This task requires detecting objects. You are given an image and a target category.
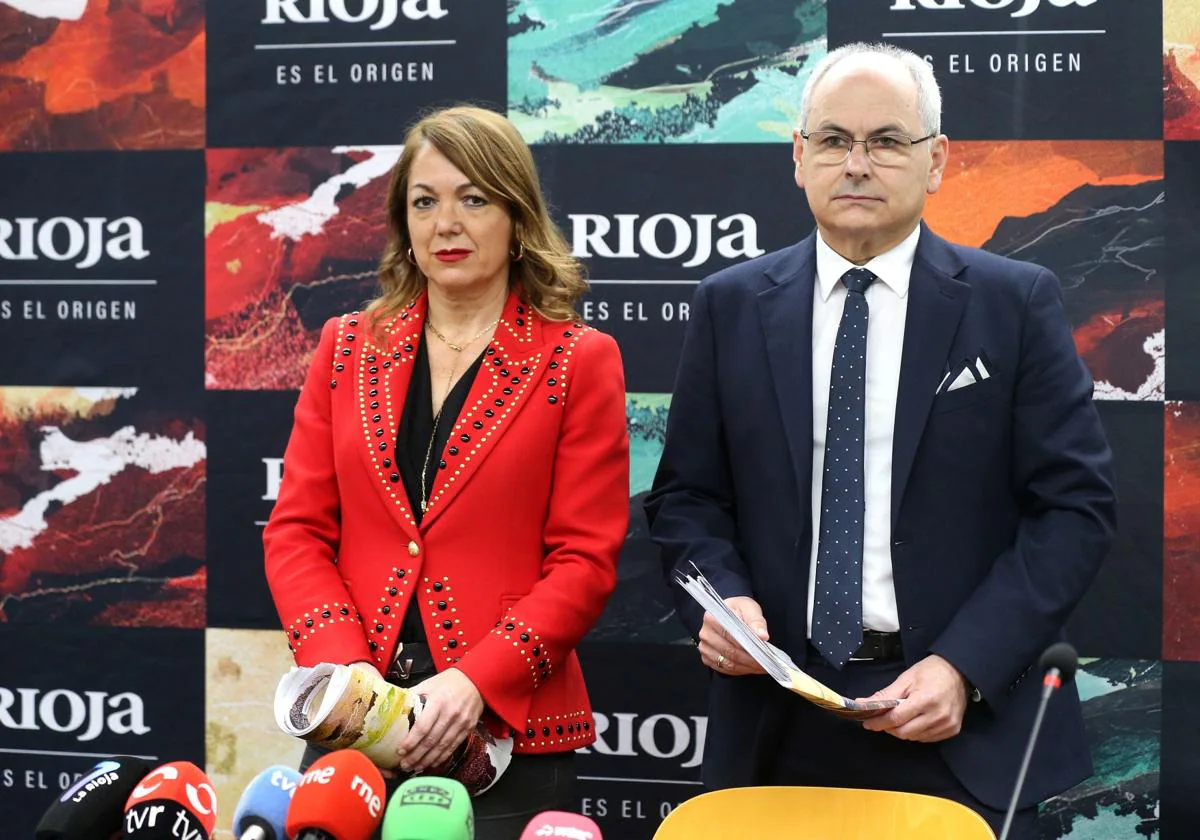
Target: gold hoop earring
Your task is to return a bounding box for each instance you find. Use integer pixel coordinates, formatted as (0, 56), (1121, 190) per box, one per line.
(510, 241), (526, 262)
(406, 247), (417, 265)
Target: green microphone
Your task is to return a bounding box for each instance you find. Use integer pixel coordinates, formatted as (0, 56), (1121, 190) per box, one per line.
(381, 777), (474, 840)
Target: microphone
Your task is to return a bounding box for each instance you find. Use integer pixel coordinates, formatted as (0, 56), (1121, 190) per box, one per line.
(232, 765), (302, 840)
(34, 755), (154, 839)
(285, 749), (386, 840)
(122, 760), (219, 839)
(519, 811), (604, 840)
(380, 776), (473, 840)
(998, 642), (1079, 840)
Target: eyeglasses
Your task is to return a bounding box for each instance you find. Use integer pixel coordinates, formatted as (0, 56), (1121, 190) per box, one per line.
(799, 130), (937, 166)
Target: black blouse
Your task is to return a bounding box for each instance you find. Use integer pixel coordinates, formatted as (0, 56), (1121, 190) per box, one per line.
(394, 333), (486, 643)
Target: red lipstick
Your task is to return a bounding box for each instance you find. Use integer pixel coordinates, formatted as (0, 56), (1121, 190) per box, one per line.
(434, 248), (471, 263)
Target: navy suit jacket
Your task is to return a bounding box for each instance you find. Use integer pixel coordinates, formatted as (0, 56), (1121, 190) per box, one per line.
(645, 224), (1117, 809)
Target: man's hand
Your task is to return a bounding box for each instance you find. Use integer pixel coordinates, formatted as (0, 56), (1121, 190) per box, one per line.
(396, 668), (485, 773)
(697, 596), (770, 676)
(860, 654), (969, 742)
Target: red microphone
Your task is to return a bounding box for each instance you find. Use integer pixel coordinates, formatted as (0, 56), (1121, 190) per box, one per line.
(285, 750), (386, 840)
(122, 761), (219, 839)
(519, 811), (604, 840)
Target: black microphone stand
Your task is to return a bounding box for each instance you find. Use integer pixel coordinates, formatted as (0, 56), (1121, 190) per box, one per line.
(998, 642), (1078, 840)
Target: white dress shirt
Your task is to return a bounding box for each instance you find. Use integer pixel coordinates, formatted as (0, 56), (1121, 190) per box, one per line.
(806, 225), (919, 636)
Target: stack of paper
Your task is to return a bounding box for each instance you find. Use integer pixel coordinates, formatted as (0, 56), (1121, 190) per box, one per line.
(674, 565), (900, 720)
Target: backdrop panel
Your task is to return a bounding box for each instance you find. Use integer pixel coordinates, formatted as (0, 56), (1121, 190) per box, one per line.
(0, 386), (206, 628)
(1164, 142), (1200, 401)
(0, 625), (206, 839)
(1067, 402), (1164, 661)
(508, 0), (826, 145)
(206, 390), (300, 629)
(1160, 661), (1200, 836)
(206, 0), (505, 147)
(922, 140), (1164, 402)
(573, 644), (709, 840)
(1164, 401), (1200, 662)
(205, 146), (400, 390)
(830, 0), (1162, 140)
(204, 627), (306, 838)
(0, 0), (204, 152)
(0, 151), (205, 387)
(1164, 0), (1200, 140)
(532, 143), (814, 392)
(589, 395), (681, 645)
(1042, 659), (1161, 839)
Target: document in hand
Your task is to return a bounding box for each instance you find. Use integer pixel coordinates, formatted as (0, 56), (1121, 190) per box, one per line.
(274, 662), (513, 794)
(673, 565), (901, 720)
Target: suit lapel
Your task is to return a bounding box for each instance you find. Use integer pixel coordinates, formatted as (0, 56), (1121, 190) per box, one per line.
(757, 237), (817, 511)
(418, 290), (548, 532)
(891, 226), (971, 526)
(355, 299), (425, 540)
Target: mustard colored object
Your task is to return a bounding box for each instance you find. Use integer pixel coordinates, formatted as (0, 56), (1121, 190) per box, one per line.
(653, 786), (997, 839)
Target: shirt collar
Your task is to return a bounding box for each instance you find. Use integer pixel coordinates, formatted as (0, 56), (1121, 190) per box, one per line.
(814, 223), (921, 301)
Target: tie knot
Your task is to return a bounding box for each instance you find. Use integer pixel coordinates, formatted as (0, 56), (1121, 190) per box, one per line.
(842, 267), (876, 295)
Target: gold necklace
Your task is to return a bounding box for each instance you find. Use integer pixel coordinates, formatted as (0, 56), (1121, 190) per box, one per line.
(426, 317), (500, 352)
(419, 361), (456, 514)
(418, 317), (499, 513)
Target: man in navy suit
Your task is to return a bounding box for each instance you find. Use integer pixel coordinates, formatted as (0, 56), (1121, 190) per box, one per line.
(645, 42), (1116, 838)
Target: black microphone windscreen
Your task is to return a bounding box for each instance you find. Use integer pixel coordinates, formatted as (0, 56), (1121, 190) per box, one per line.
(1039, 642), (1078, 681)
(35, 756), (154, 840)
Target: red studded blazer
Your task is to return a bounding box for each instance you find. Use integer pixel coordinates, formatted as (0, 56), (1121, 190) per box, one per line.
(264, 290), (630, 754)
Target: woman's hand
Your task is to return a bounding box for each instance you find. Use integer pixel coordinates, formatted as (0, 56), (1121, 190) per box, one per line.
(348, 659), (383, 680)
(397, 668), (484, 774)
(345, 660), (407, 777)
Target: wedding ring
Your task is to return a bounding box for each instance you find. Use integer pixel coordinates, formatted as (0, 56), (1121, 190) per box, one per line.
(716, 654), (726, 670)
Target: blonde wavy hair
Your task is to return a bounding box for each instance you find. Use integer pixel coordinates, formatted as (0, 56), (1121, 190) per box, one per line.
(367, 105), (586, 333)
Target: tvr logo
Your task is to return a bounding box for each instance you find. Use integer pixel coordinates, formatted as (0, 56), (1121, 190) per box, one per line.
(889, 0), (1096, 16)
(124, 806), (205, 839)
(262, 0), (448, 30)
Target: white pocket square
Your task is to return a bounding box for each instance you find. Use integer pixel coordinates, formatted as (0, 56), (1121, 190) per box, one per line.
(939, 356), (992, 394)
(946, 367), (977, 392)
(974, 356), (991, 380)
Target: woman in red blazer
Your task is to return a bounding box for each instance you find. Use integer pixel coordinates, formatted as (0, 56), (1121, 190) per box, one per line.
(264, 106), (629, 836)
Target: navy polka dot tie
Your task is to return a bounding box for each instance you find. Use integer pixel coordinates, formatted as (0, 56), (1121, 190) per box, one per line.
(812, 267), (876, 669)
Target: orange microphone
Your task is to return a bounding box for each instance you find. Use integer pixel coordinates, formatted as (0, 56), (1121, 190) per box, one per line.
(122, 761), (219, 839)
(285, 750), (386, 840)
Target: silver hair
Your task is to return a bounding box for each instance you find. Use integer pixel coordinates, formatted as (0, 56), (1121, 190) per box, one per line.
(799, 42), (942, 136)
